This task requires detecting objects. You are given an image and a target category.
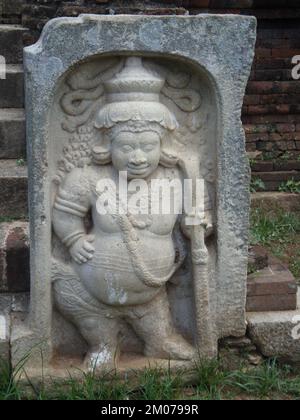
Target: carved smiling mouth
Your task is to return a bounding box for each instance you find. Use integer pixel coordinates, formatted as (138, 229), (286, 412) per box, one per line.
(127, 164), (150, 173)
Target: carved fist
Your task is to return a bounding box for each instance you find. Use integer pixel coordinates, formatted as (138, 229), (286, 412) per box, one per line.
(181, 211), (214, 239)
(69, 235), (95, 265)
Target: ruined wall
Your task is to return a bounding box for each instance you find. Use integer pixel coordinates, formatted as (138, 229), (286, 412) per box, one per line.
(1, 0), (300, 189)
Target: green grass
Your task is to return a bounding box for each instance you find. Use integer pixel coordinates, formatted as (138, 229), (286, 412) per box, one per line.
(279, 179), (300, 194)
(250, 209), (300, 279)
(1, 357), (300, 400)
(250, 177), (266, 193)
(250, 209), (300, 246)
(0, 216), (28, 223)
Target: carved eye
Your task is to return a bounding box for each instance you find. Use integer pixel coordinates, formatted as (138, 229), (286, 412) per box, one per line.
(142, 144), (155, 152)
(122, 145), (134, 153)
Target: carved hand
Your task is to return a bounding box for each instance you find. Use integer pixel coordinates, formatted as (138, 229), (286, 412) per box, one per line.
(181, 211), (214, 239)
(69, 235), (95, 265)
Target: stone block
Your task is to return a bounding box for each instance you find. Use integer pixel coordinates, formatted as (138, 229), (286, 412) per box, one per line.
(248, 245), (269, 274)
(247, 291), (300, 363)
(0, 160), (28, 218)
(13, 14), (256, 375)
(251, 192), (300, 213)
(0, 109), (26, 159)
(0, 65), (24, 108)
(0, 25), (28, 64)
(247, 256), (298, 312)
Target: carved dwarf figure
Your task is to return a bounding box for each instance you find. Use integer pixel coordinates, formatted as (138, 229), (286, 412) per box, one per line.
(52, 57), (213, 369)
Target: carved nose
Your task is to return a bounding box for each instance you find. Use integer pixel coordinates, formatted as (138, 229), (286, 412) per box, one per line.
(130, 150), (147, 166)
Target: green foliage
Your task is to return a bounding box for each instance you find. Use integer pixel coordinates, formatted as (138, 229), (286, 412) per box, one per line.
(279, 152), (293, 162)
(279, 179), (300, 194)
(36, 372), (132, 401)
(16, 158), (26, 167)
(193, 358), (233, 400)
(290, 257), (300, 279)
(261, 151), (277, 161)
(248, 158), (257, 167)
(228, 359), (300, 398)
(1, 356), (300, 400)
(250, 177), (266, 193)
(133, 366), (183, 400)
(0, 216), (28, 223)
(250, 209), (300, 246)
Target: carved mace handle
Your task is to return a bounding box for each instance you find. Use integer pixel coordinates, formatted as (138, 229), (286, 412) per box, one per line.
(178, 158), (218, 360)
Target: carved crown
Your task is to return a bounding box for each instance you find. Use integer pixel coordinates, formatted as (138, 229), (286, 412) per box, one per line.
(104, 57), (164, 103)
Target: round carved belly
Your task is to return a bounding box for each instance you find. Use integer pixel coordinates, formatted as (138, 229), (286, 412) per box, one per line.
(75, 234), (176, 306)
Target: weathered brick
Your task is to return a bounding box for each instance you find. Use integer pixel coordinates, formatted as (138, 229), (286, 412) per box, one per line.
(251, 161), (274, 172)
(257, 141), (275, 152)
(259, 95), (299, 105)
(251, 69), (293, 82)
(276, 123), (296, 133)
(244, 95), (260, 106)
(246, 133), (269, 142)
(247, 81), (300, 95)
(257, 171), (300, 182)
(274, 161), (300, 171)
(272, 48), (300, 58)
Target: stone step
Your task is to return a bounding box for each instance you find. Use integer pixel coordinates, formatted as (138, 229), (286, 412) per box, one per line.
(251, 192), (300, 213)
(0, 25), (28, 64)
(0, 64), (24, 108)
(0, 109), (26, 158)
(252, 171), (300, 191)
(0, 160), (28, 218)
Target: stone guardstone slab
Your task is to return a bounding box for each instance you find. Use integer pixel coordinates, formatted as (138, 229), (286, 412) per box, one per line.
(10, 14), (256, 378)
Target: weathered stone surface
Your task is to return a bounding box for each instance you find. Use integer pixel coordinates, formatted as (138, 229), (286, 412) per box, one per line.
(0, 109), (26, 159)
(2, 0), (23, 16)
(0, 160), (28, 218)
(251, 192), (300, 213)
(248, 245), (269, 274)
(0, 292), (29, 364)
(247, 255), (297, 312)
(0, 294), (11, 363)
(13, 14), (256, 374)
(247, 291), (300, 363)
(247, 294), (297, 313)
(0, 312), (10, 363)
(0, 25), (28, 64)
(0, 65), (24, 108)
(0, 222), (30, 293)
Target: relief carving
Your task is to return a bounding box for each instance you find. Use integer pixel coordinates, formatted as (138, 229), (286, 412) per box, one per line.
(51, 56), (217, 370)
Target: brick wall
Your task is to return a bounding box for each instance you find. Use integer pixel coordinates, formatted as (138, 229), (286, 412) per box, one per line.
(1, 0), (300, 190)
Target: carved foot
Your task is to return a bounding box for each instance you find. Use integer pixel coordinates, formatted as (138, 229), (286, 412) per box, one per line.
(145, 334), (196, 361)
(84, 346), (119, 373)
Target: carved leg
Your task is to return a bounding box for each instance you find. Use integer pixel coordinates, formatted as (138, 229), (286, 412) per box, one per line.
(76, 315), (120, 372)
(129, 288), (196, 361)
(52, 262), (120, 370)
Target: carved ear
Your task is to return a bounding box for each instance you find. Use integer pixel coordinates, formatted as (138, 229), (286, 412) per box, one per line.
(92, 134), (112, 165)
(92, 146), (112, 165)
(160, 149), (179, 168)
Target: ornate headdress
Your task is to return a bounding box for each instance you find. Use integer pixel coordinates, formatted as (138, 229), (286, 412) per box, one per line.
(95, 57), (178, 137)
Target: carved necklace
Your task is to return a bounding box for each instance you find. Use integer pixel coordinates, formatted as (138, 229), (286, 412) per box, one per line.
(117, 192), (153, 230)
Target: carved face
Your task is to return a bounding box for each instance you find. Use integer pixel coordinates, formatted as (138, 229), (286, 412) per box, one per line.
(111, 131), (161, 179)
